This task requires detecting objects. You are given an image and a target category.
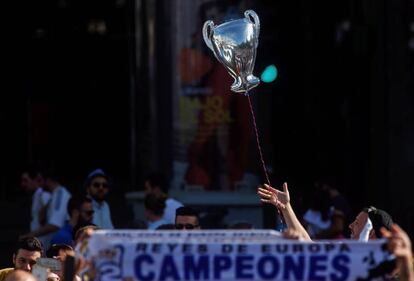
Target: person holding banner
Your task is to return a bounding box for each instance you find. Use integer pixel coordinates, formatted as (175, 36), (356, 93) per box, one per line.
(382, 224), (414, 281)
(349, 206), (393, 241)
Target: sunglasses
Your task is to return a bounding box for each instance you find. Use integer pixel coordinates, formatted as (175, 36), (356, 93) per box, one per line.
(92, 182), (109, 189)
(175, 224), (199, 230)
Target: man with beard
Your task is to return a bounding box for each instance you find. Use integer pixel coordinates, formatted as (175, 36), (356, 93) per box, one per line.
(50, 196), (94, 246)
(85, 169), (114, 229)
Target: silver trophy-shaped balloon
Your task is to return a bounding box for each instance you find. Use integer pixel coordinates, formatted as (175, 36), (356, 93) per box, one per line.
(203, 10), (260, 94)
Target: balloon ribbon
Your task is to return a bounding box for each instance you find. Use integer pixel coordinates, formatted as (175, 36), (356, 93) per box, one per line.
(247, 93), (285, 228)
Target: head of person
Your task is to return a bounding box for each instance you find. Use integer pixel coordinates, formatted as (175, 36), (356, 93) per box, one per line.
(85, 169), (110, 203)
(45, 244), (73, 278)
(144, 194), (166, 222)
(20, 167), (44, 193)
(175, 207), (200, 230)
(144, 172), (169, 197)
(67, 196), (94, 225)
(74, 225), (99, 248)
(349, 206), (393, 240)
(46, 271), (60, 281)
(43, 168), (62, 192)
(46, 244), (74, 261)
(5, 270), (36, 281)
(13, 237), (43, 272)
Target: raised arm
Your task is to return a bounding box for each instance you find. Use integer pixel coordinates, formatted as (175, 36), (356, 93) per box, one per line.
(258, 182), (312, 241)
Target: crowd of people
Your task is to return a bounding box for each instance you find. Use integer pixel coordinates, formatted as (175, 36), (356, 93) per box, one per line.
(0, 167), (412, 281)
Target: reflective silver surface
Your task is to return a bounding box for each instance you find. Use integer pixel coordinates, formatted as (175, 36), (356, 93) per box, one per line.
(203, 10), (260, 94)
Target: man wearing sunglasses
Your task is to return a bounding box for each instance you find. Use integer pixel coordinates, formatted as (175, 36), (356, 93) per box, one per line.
(50, 196), (94, 246)
(85, 169), (114, 229)
(175, 207), (201, 230)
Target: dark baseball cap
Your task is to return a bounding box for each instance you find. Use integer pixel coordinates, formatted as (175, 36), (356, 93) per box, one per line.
(84, 168), (110, 188)
(364, 206), (393, 238)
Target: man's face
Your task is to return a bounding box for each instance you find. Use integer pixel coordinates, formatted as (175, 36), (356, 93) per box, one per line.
(87, 176), (109, 202)
(175, 215), (200, 230)
(21, 173), (36, 192)
(349, 211), (369, 239)
(79, 202), (94, 224)
(13, 249), (41, 272)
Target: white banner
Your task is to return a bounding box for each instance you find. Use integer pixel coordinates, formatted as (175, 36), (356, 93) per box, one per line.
(85, 230), (396, 281)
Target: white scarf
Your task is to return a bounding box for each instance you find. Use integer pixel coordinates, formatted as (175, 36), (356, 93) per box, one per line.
(358, 218), (373, 242)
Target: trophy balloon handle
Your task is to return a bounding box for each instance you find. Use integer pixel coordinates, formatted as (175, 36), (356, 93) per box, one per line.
(202, 21), (215, 52)
(244, 10), (260, 38)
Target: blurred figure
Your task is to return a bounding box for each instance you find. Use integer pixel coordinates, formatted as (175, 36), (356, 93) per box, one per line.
(175, 207), (200, 230)
(381, 224), (414, 281)
(0, 237), (43, 281)
(20, 168), (71, 250)
(156, 224), (176, 230)
(303, 188), (332, 238)
(46, 271), (60, 281)
(74, 225), (99, 250)
(21, 166), (51, 232)
(85, 169), (114, 229)
(46, 244), (74, 278)
(145, 172), (183, 224)
(144, 194), (168, 230)
(316, 178), (352, 236)
(50, 196), (93, 246)
(302, 186), (346, 239)
(4, 270), (36, 281)
(349, 206), (393, 241)
(228, 221), (254, 229)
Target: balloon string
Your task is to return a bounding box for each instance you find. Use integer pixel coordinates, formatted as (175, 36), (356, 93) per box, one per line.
(247, 94), (271, 186)
(247, 93), (285, 229)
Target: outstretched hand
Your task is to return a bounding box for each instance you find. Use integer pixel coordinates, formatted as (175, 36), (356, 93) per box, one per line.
(257, 182), (290, 209)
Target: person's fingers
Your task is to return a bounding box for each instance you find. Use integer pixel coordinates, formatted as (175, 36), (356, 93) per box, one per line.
(264, 184), (278, 193)
(258, 190), (272, 199)
(380, 227), (391, 238)
(390, 223), (401, 234)
(258, 187), (272, 194)
(283, 182), (288, 193)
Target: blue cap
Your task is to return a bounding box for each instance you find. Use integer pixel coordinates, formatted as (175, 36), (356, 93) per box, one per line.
(85, 168), (110, 188)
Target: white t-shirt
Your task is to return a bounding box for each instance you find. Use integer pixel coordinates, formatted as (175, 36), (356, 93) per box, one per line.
(91, 199), (114, 229)
(40, 186), (71, 248)
(162, 198), (183, 224)
(31, 188), (51, 231)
